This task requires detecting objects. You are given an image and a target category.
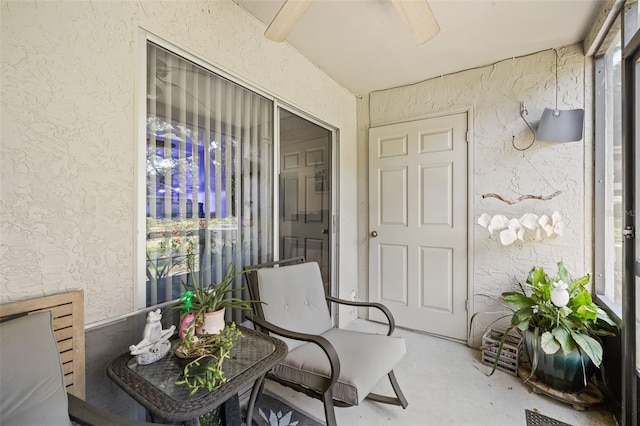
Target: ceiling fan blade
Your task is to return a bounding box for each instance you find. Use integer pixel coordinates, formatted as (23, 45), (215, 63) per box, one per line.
(391, 0), (440, 45)
(265, 0), (313, 42)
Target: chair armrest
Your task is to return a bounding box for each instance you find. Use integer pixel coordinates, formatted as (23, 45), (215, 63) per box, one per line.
(68, 393), (155, 426)
(246, 313), (340, 391)
(325, 296), (396, 336)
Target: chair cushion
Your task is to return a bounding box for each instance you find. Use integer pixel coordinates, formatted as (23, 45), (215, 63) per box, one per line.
(0, 311), (72, 426)
(272, 328), (407, 406)
(257, 262), (332, 350)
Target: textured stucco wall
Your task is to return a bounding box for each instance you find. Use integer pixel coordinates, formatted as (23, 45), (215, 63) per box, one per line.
(360, 45), (593, 345)
(0, 0), (358, 325)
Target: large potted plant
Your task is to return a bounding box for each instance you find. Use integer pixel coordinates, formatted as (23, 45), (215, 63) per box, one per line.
(498, 261), (618, 393)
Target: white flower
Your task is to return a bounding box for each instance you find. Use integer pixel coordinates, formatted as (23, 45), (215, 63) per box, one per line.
(507, 218), (525, 242)
(490, 214), (509, 230)
(477, 213), (492, 234)
(539, 215), (554, 237)
(477, 213), (491, 228)
(552, 211), (564, 237)
(499, 228), (517, 245)
(477, 211), (564, 243)
(519, 213), (539, 231)
(550, 280), (570, 307)
(496, 218), (524, 245)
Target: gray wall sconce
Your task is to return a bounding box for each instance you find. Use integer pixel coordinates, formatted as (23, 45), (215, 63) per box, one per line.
(537, 107), (585, 142)
(537, 48), (585, 143)
(513, 49), (585, 150)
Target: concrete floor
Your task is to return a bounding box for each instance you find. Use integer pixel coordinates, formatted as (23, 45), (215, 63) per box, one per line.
(263, 319), (618, 426)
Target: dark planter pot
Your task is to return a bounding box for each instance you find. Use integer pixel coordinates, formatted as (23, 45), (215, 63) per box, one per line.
(522, 330), (596, 393)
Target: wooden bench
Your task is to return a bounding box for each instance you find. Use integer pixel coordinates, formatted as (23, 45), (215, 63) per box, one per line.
(0, 290), (85, 399)
(0, 290), (153, 425)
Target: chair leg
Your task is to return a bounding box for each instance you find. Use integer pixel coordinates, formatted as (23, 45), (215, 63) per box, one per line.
(388, 370), (408, 409)
(365, 370), (409, 408)
(322, 388), (338, 426)
(245, 375), (266, 426)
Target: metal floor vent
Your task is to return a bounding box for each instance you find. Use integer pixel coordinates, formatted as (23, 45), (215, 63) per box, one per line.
(525, 409), (572, 426)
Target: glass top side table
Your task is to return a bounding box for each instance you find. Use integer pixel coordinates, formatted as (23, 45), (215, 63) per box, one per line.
(108, 325), (287, 425)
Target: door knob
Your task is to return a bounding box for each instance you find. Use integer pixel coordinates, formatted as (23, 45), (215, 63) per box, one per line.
(370, 231), (378, 238)
(322, 228), (329, 234)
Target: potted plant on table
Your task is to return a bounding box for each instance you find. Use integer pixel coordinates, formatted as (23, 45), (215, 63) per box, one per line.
(172, 255), (260, 395)
(173, 273), (251, 396)
(174, 321), (243, 395)
(479, 261), (618, 393)
(174, 237), (258, 336)
(180, 262), (255, 336)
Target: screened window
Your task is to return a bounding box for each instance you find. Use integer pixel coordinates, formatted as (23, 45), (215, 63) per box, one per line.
(595, 17), (623, 315)
(144, 42), (274, 311)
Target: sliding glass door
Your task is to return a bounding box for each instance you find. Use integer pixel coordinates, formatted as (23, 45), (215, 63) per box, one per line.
(278, 107), (333, 297)
(141, 39), (339, 320)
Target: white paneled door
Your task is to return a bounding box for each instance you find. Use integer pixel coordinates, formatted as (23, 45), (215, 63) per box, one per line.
(368, 112), (468, 340)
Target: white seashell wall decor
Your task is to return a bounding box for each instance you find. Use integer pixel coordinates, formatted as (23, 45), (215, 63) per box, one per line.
(477, 211), (564, 245)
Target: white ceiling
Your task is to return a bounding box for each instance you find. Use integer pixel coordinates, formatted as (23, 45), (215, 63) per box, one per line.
(236, 0), (603, 95)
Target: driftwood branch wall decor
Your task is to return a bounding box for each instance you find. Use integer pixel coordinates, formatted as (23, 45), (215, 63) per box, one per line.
(481, 190), (562, 205)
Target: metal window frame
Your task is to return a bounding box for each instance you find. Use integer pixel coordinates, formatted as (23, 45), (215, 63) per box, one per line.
(622, 22), (640, 426)
(594, 26), (624, 320)
(133, 29), (341, 318)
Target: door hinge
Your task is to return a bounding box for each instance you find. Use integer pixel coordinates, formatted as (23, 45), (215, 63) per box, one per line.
(465, 131), (470, 143)
(623, 226), (635, 239)
(465, 299), (469, 311)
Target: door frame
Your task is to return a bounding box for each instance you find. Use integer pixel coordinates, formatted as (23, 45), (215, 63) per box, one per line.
(367, 107), (475, 343)
(274, 101), (340, 323)
(622, 29), (640, 426)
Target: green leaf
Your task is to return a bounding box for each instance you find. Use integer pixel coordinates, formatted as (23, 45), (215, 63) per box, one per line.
(534, 304), (559, 327)
(531, 268), (551, 300)
(571, 332), (603, 367)
(532, 268), (547, 288)
(568, 275), (590, 295)
(557, 261), (569, 283)
(530, 268), (552, 301)
(590, 328), (617, 337)
(551, 327), (575, 354)
(570, 288), (592, 308)
(503, 292), (536, 308)
(516, 320), (529, 331)
(540, 331), (560, 354)
(576, 304), (598, 321)
(596, 307), (617, 327)
(511, 307), (534, 327)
